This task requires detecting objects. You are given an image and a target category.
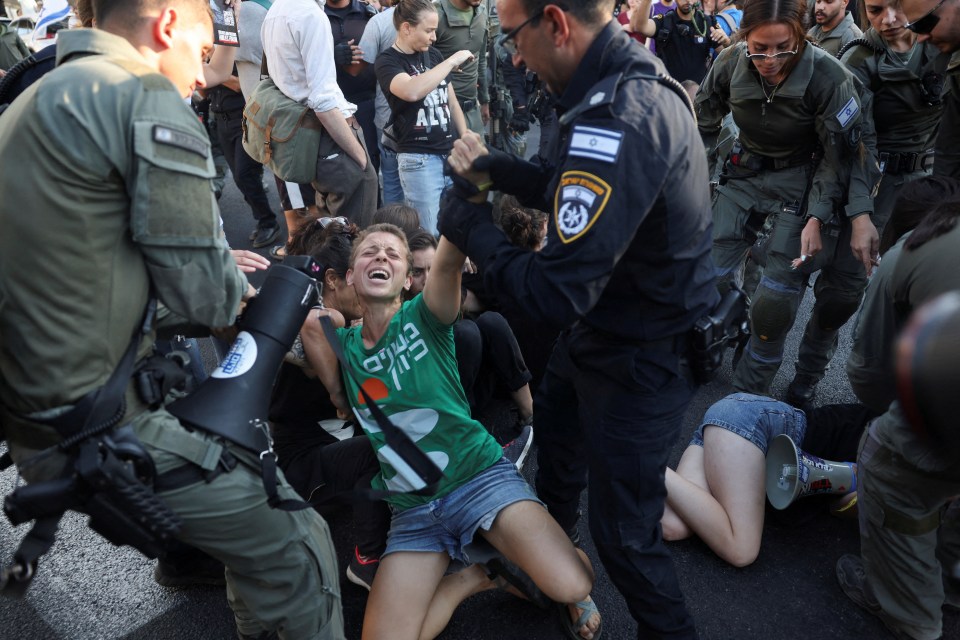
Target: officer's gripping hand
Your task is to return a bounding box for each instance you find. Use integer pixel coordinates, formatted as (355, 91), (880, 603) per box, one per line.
(850, 214), (880, 276)
(449, 131), (492, 201)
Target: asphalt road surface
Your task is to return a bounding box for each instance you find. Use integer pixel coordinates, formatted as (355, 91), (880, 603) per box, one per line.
(2, 152), (958, 640)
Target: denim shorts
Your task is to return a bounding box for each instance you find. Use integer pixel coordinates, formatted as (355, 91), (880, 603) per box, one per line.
(689, 393), (807, 454)
(383, 457), (543, 562)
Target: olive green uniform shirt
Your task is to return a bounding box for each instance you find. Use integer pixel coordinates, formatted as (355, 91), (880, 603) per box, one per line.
(697, 42), (876, 221)
(934, 52), (960, 178)
(860, 223), (960, 471)
(840, 28), (943, 154)
(0, 29), (247, 414)
(808, 11), (863, 58)
(434, 0), (489, 105)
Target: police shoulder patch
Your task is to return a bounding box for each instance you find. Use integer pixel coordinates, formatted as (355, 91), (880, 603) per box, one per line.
(553, 171), (612, 244)
(568, 124), (623, 164)
(835, 96), (859, 128)
(152, 125), (209, 157)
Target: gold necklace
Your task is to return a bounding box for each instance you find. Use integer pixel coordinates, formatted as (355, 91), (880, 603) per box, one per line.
(760, 78), (783, 104)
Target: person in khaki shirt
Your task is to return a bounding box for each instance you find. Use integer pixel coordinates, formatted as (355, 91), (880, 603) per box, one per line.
(808, 0), (863, 56)
(433, 0), (490, 136)
(0, 1), (343, 637)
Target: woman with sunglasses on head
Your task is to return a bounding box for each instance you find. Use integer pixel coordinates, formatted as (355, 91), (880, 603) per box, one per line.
(839, 0), (946, 233)
(269, 219), (393, 592)
(374, 0), (473, 235)
(696, 0), (881, 405)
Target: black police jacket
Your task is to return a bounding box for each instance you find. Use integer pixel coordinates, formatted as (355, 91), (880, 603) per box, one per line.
(444, 21), (719, 342)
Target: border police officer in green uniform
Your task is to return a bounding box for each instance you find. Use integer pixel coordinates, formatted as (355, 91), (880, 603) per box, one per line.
(697, 0), (880, 402)
(0, 2), (344, 638)
(840, 0), (945, 233)
(435, 0), (490, 136)
(838, 213), (960, 640)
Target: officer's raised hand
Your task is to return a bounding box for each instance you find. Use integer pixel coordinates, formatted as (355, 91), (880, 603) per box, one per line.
(448, 131), (491, 203)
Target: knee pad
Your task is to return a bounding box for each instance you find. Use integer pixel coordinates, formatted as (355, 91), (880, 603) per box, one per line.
(751, 287), (795, 343)
(813, 290), (863, 332)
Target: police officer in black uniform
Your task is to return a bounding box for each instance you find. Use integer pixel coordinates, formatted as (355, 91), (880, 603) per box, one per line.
(441, 1), (718, 637)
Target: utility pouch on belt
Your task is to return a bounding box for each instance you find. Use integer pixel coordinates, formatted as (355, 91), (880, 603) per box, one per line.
(1, 299), (184, 597)
(242, 77), (323, 184)
(691, 286), (750, 384)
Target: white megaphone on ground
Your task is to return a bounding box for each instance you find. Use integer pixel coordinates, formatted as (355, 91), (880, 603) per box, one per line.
(765, 434), (856, 510)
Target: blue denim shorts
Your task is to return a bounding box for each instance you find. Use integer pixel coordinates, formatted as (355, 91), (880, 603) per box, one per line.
(383, 458), (543, 562)
(689, 393), (807, 454)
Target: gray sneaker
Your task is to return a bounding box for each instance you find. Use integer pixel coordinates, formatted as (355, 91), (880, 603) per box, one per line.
(502, 424), (533, 471)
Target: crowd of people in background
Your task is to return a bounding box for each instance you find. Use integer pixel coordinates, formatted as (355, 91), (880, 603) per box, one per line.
(2, 0), (960, 639)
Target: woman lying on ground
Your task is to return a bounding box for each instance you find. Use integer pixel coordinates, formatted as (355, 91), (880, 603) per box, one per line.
(310, 223), (602, 640)
(661, 393), (876, 567)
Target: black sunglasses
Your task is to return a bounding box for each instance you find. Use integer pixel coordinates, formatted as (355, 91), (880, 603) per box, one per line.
(905, 0), (946, 34)
(498, 8), (545, 56)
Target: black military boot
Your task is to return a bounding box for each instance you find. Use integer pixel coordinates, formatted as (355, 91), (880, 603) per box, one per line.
(785, 372), (819, 411)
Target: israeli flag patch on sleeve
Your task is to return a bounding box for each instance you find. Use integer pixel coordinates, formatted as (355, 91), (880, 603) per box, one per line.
(568, 125), (623, 164)
(835, 97), (859, 128)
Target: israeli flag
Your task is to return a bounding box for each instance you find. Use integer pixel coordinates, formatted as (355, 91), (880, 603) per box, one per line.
(32, 0), (71, 40)
(568, 125), (623, 164)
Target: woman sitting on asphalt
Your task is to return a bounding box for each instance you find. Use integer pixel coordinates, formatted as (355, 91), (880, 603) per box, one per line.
(310, 223), (602, 640)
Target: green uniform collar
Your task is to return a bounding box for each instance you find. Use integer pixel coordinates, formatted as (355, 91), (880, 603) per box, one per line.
(813, 11), (857, 42)
(56, 28), (151, 68)
(728, 42), (815, 101)
(438, 0), (482, 27)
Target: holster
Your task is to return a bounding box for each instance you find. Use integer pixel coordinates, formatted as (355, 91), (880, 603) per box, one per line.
(690, 286), (750, 384)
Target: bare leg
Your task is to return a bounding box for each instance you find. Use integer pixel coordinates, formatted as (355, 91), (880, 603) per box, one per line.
(480, 501), (601, 639)
(277, 205), (319, 257)
(665, 426), (767, 567)
(361, 551), (449, 640)
(418, 564), (497, 640)
(662, 444), (708, 541)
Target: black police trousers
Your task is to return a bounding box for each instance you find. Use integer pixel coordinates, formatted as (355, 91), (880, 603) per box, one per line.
(214, 107), (278, 230)
(535, 325), (699, 639)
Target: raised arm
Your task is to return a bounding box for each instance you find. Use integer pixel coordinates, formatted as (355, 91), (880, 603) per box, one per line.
(422, 237), (466, 325)
(630, 0), (657, 38)
(389, 49), (474, 102)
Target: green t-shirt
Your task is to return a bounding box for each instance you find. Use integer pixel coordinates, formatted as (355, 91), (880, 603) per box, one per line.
(337, 294), (504, 510)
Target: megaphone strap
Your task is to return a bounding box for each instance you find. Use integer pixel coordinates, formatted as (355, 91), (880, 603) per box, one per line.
(319, 315), (444, 496)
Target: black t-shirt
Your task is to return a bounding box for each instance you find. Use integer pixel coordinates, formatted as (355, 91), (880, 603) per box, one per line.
(375, 46), (456, 155)
(801, 403), (880, 461)
(652, 10), (715, 83)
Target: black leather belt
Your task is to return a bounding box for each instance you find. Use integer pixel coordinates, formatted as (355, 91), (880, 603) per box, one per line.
(879, 150), (934, 175)
(730, 149), (813, 171)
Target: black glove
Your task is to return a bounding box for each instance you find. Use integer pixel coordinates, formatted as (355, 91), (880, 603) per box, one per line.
(508, 106), (530, 133)
(472, 146), (549, 203)
(437, 190), (494, 252)
(334, 42), (354, 67)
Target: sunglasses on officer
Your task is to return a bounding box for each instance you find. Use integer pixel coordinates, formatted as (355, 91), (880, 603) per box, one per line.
(744, 48), (799, 60)
(905, 0), (946, 34)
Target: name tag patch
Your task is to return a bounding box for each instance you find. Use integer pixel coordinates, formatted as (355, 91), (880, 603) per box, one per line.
(568, 125), (623, 164)
(835, 97), (859, 128)
(153, 125), (209, 157)
(553, 171), (612, 244)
